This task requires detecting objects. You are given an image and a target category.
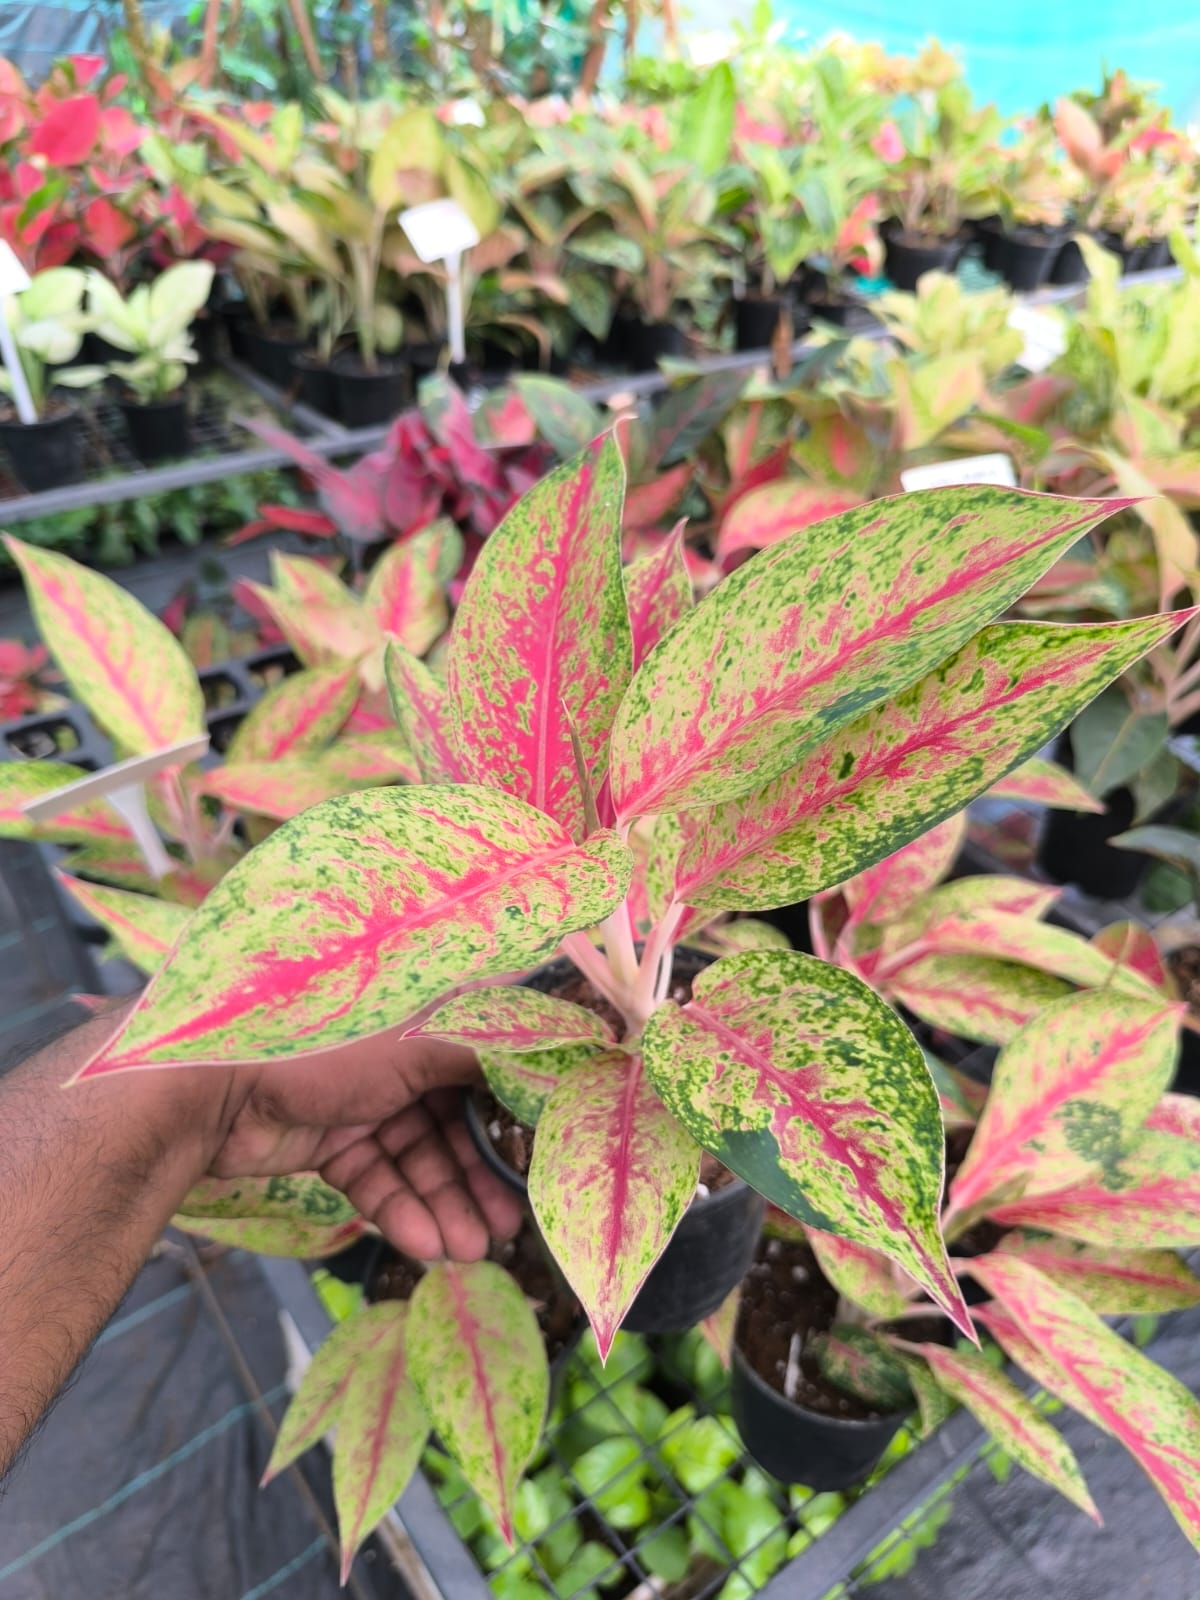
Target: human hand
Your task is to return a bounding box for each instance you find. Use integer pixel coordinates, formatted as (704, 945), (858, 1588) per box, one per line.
(206, 1028), (525, 1262)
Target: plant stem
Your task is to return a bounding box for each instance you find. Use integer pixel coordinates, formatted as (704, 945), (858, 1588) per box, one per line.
(631, 900), (682, 1023)
(600, 901), (639, 998)
(562, 931), (628, 1016)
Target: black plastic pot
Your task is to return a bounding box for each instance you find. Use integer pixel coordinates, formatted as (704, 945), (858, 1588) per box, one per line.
(119, 393), (189, 464)
(333, 353), (410, 426)
(0, 407), (84, 491)
(405, 339), (444, 383)
(734, 294), (797, 352)
(1174, 1025), (1200, 1096)
(1139, 237), (1173, 271)
(804, 294), (878, 331)
(1037, 788), (1146, 897)
(730, 1344), (908, 1489)
(979, 222), (1065, 292)
(882, 225), (966, 291)
(1049, 237), (1089, 285)
(243, 322), (309, 388)
(219, 301), (254, 360)
(190, 310), (220, 373)
(606, 312), (689, 371)
(622, 1179), (765, 1333)
(291, 351), (338, 416)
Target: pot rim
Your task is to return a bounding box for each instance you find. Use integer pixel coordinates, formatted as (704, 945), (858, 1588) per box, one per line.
(731, 1339), (910, 1431)
(118, 390), (187, 414)
(0, 404), (81, 431)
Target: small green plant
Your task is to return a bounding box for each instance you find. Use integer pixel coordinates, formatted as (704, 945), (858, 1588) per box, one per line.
(86, 261), (215, 402)
(0, 268), (104, 416)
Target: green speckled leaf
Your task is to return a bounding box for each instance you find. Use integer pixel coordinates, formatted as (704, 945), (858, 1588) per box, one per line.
(893, 1352), (955, 1437)
(0, 760), (136, 846)
(886, 955), (1074, 1045)
(227, 664), (359, 764)
(912, 1342), (1098, 1519)
(178, 1172), (357, 1224)
(384, 642), (466, 782)
(995, 1233), (1200, 1313)
(672, 616), (1181, 911)
(412, 986), (616, 1051)
(447, 435), (631, 836)
(480, 1042), (606, 1126)
(641, 950), (971, 1334)
(806, 1228), (912, 1320)
(975, 1256), (1200, 1548)
(58, 874), (191, 973)
(812, 1325), (913, 1410)
(408, 1261), (548, 1543)
(263, 1311), (367, 1483)
(610, 489), (1124, 822)
(5, 537), (204, 754)
(172, 1213), (367, 1256)
(948, 991), (1179, 1218)
(692, 918), (792, 957)
(59, 846), (156, 892)
(330, 1303), (430, 1580)
(989, 756), (1104, 813)
(529, 1050), (699, 1360)
(79, 786), (632, 1074)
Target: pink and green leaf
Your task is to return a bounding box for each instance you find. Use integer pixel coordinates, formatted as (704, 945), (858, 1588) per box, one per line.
(948, 991), (1179, 1217)
(699, 1289), (739, 1369)
(715, 481), (865, 567)
(78, 786), (633, 1073)
(973, 1254), (1200, 1548)
(173, 1212), (366, 1256)
(447, 435), (631, 837)
(384, 643), (466, 783)
(670, 613), (1183, 911)
(812, 1325), (913, 1410)
(610, 489), (1129, 823)
(364, 521), (455, 655)
(480, 1042), (605, 1126)
(178, 1171), (357, 1224)
(270, 550), (356, 610)
(641, 950), (972, 1335)
(886, 955), (1075, 1045)
(1091, 921), (1169, 992)
(806, 1227), (913, 1320)
(528, 1050), (700, 1360)
(263, 1312), (370, 1483)
(226, 664), (359, 764)
(994, 1232), (1200, 1313)
(5, 538), (205, 754)
(988, 756), (1104, 813)
(910, 1342), (1099, 1520)
(623, 463), (694, 534)
(58, 874), (191, 973)
(878, 876), (1060, 952)
(59, 846), (156, 892)
(624, 523), (692, 668)
(892, 1352), (955, 1437)
(0, 759), (135, 846)
(331, 1303), (431, 1580)
(407, 1260), (548, 1543)
(200, 737), (419, 822)
(411, 987), (616, 1051)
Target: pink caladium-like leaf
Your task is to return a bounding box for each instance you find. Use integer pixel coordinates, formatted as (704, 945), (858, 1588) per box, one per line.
(610, 489), (1131, 823)
(411, 987), (616, 1052)
(988, 756), (1104, 813)
(715, 481), (866, 568)
(363, 521), (456, 655)
(622, 463), (694, 534)
(58, 874), (191, 974)
(0, 760), (135, 846)
(994, 1232), (1200, 1314)
(909, 1342), (1099, 1521)
(805, 1227), (913, 1319)
(174, 1213), (367, 1256)
(447, 435), (632, 838)
(887, 955), (1076, 1046)
(641, 950), (973, 1335)
(244, 421), (390, 543)
(30, 93), (100, 163)
(384, 643), (467, 783)
(843, 817), (966, 927)
(528, 1049), (700, 1360)
(1090, 921), (1169, 992)
(5, 538), (205, 755)
(699, 1289), (739, 1369)
(199, 742), (417, 822)
(624, 522), (693, 668)
(78, 785), (633, 1074)
(988, 1095), (1200, 1248)
(263, 1311), (374, 1485)
(269, 552), (354, 609)
(241, 582), (376, 671)
(973, 1255), (1200, 1549)
(407, 1261), (547, 1543)
(226, 665), (360, 765)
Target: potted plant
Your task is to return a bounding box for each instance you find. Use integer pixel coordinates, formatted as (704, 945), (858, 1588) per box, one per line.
(979, 121), (1078, 290)
(0, 266), (104, 490)
(85, 261), (215, 463)
(729, 986), (1200, 1552)
(880, 78), (1001, 289)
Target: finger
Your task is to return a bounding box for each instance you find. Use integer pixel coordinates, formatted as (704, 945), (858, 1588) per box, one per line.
(319, 1132), (442, 1260)
(443, 1115), (525, 1241)
(377, 1109), (491, 1262)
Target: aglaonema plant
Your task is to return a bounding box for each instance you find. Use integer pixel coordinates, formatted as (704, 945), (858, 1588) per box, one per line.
(57, 440), (1191, 1561)
(773, 987), (1200, 1551)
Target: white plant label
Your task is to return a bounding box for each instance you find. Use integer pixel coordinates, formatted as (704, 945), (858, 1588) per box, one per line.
(447, 98), (485, 127)
(0, 242), (32, 298)
(22, 735), (209, 879)
(399, 199), (481, 265)
(1007, 305), (1067, 373)
(0, 240), (36, 425)
(900, 453), (1017, 492)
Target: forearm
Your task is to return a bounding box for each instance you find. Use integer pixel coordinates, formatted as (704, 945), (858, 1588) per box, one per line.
(0, 1005), (231, 1476)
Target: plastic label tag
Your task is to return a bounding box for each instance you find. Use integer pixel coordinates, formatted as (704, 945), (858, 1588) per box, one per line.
(1007, 305), (1067, 373)
(399, 199), (481, 265)
(900, 453), (1017, 492)
(0, 241), (31, 297)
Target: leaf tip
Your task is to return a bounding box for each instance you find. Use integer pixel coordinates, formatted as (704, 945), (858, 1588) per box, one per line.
(338, 1544), (356, 1586)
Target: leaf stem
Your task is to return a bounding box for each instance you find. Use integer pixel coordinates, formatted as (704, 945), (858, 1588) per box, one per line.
(562, 930), (630, 1018)
(631, 900), (683, 1023)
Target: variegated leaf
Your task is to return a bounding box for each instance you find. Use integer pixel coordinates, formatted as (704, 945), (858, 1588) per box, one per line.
(671, 614), (1182, 912)
(989, 1096), (1200, 1248)
(893, 1352), (955, 1437)
(995, 1232), (1200, 1313)
(843, 817), (965, 928)
(178, 1172), (357, 1225)
(447, 435), (631, 837)
(911, 1342), (1099, 1520)
(364, 521), (454, 655)
(806, 1227), (913, 1320)
(692, 918), (792, 957)
(699, 1289), (739, 1369)
(641, 950), (972, 1335)
(887, 955), (1074, 1045)
(0, 759), (135, 846)
(528, 1050), (700, 1359)
(200, 740), (418, 822)
(624, 523), (692, 668)
(58, 874), (191, 973)
(878, 876), (1060, 954)
(244, 582), (375, 670)
(173, 1213), (366, 1256)
(989, 756), (1104, 813)
(411, 987), (616, 1050)
(408, 1261), (547, 1542)
(263, 1312), (368, 1483)
(610, 489), (1127, 823)
(79, 786), (633, 1074)
(948, 992), (1179, 1218)
(59, 846), (156, 892)
(715, 481), (865, 566)
(6, 540), (205, 755)
(973, 1255), (1200, 1548)
(270, 550), (355, 609)
(331, 1303), (430, 1580)
(480, 1042), (604, 1126)
(1091, 921), (1169, 992)
(227, 664), (359, 764)
(812, 1325), (913, 1410)
(384, 643), (465, 783)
